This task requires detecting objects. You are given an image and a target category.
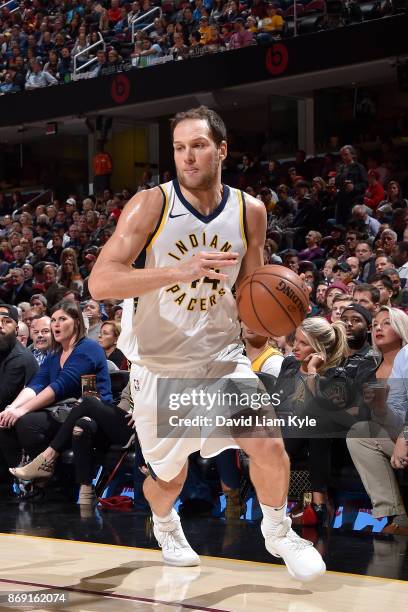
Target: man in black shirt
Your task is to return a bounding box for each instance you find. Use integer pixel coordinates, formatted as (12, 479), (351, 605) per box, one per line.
(0, 304), (38, 412)
(340, 304), (378, 400)
(0, 303), (38, 494)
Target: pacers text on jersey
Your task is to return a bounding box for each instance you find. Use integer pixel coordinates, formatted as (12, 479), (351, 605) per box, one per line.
(165, 231), (233, 311)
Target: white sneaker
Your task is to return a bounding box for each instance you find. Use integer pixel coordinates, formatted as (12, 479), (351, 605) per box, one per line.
(153, 514), (200, 567)
(262, 517), (326, 582)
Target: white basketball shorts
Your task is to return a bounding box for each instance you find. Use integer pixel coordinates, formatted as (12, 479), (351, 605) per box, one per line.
(129, 343), (259, 482)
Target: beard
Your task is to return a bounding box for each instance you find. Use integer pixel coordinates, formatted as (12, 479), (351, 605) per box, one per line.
(347, 330), (367, 350)
(177, 158), (220, 193)
(0, 332), (17, 354)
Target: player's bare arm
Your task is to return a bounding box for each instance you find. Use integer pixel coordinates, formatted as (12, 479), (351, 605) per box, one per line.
(89, 187), (239, 300)
(235, 194), (267, 290)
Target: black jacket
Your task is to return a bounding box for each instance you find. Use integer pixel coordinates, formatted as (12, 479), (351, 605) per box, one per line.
(276, 352), (377, 436)
(0, 341), (39, 411)
(1, 282), (33, 305)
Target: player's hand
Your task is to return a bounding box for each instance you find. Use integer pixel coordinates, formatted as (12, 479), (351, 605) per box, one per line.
(176, 251), (240, 283)
(391, 436), (408, 469)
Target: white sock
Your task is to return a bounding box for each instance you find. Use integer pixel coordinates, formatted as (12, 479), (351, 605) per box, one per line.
(260, 501), (287, 532)
(152, 508), (179, 524)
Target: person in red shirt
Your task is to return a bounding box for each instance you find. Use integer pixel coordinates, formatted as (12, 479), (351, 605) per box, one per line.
(108, 0), (122, 25)
(363, 169), (385, 211)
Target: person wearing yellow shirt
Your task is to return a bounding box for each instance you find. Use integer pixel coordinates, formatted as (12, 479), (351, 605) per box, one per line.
(259, 186), (278, 213)
(258, 4), (284, 44)
(198, 16), (212, 44)
(242, 323), (284, 378)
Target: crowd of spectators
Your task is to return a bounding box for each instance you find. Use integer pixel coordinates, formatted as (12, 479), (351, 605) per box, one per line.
(1, 135), (408, 530)
(0, 0), (394, 94)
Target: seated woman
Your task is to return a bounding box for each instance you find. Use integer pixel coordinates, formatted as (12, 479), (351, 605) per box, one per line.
(11, 382), (134, 506)
(347, 306), (408, 534)
(98, 320), (127, 370)
(58, 249), (83, 295)
(0, 300), (112, 477)
(276, 317), (350, 525)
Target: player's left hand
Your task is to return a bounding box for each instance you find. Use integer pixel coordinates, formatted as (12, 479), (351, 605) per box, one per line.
(391, 436), (408, 469)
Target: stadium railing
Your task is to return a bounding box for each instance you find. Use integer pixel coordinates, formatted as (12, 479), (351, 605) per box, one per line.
(73, 31), (105, 75)
(130, 6), (162, 43)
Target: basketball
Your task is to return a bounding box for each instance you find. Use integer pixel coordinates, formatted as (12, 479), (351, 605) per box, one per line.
(236, 265), (309, 336)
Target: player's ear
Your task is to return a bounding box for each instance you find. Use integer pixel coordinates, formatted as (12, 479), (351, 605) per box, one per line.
(219, 140), (228, 161)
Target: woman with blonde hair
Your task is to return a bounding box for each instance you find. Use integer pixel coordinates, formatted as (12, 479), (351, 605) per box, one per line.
(347, 306), (408, 534)
(371, 306), (408, 369)
(276, 317), (349, 525)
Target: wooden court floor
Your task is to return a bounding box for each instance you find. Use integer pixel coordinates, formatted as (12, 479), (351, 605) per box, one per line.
(0, 533), (407, 611)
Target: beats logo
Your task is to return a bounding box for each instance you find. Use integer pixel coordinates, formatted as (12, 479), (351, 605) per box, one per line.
(111, 74), (130, 104)
(266, 43), (289, 76)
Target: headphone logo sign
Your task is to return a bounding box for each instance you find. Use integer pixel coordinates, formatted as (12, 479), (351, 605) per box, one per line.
(265, 43), (289, 76)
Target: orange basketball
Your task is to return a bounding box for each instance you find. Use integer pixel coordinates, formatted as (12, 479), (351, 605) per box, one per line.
(236, 265), (309, 337)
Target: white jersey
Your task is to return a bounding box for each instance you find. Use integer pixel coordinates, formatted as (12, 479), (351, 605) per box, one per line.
(118, 179), (248, 369)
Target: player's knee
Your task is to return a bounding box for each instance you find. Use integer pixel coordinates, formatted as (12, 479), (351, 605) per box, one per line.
(249, 437), (286, 464)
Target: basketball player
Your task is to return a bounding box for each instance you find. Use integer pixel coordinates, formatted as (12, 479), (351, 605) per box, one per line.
(89, 106), (325, 581)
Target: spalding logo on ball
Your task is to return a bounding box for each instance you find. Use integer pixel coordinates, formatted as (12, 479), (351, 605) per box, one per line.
(236, 265), (309, 337)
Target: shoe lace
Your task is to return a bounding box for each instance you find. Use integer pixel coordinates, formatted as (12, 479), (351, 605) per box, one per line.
(160, 525), (189, 552)
(284, 529), (314, 553)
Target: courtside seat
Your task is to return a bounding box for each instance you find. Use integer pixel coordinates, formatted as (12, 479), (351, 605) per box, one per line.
(109, 370), (130, 404)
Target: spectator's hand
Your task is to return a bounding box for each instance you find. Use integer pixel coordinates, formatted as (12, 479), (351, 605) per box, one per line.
(0, 407), (25, 428)
(344, 181), (354, 193)
(390, 436), (408, 469)
(125, 411), (135, 427)
(362, 383), (375, 406)
(325, 388), (347, 409)
(362, 382), (389, 418)
(336, 244), (346, 254)
(304, 353), (325, 374)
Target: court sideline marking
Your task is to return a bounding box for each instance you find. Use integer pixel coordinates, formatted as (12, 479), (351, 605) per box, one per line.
(0, 577), (229, 612)
(1, 532), (408, 587)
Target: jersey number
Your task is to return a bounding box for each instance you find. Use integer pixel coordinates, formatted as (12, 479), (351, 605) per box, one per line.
(191, 272), (220, 291)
